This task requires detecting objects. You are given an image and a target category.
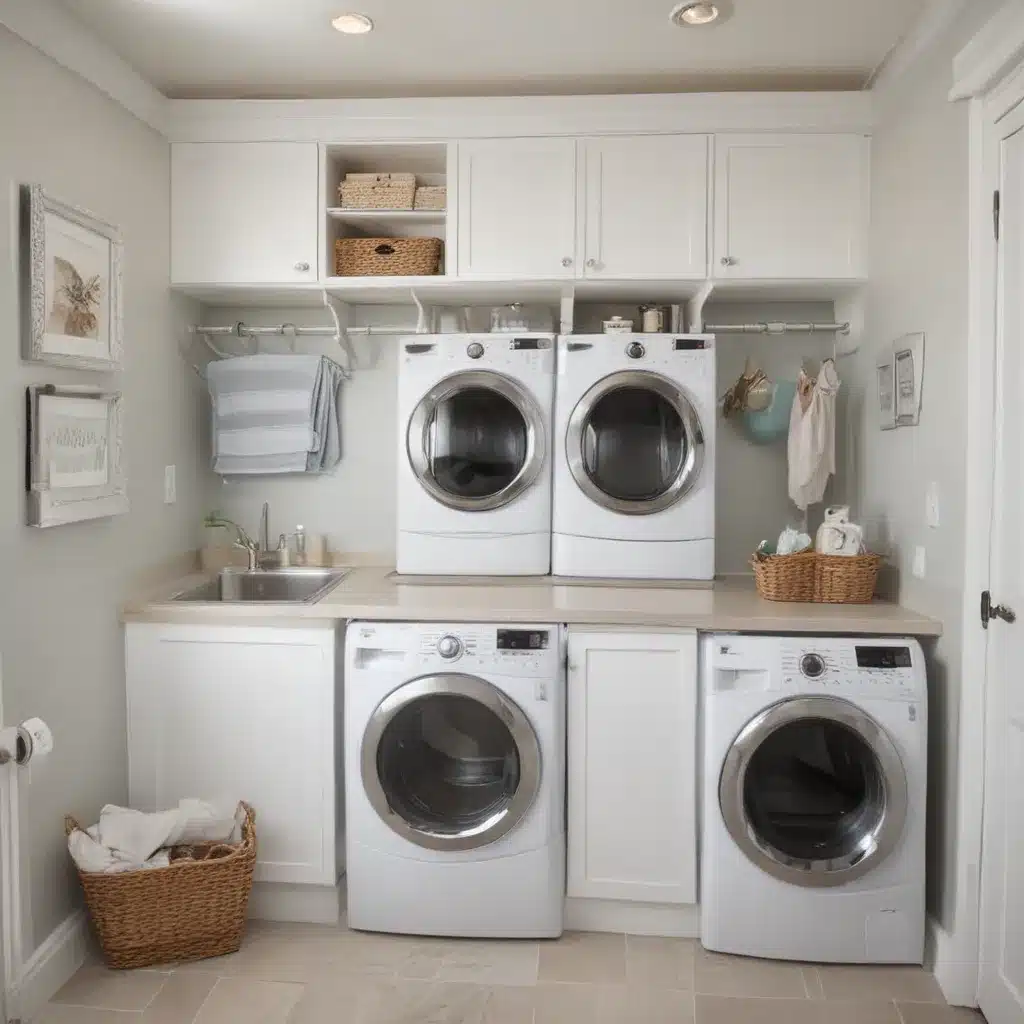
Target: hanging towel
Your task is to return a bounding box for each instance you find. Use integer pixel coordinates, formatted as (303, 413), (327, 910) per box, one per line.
(207, 354), (344, 475)
(787, 360), (840, 511)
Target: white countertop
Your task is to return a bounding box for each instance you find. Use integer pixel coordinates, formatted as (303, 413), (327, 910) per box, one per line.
(122, 566), (943, 637)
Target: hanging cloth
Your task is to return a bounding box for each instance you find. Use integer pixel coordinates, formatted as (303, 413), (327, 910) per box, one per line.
(787, 359), (840, 511)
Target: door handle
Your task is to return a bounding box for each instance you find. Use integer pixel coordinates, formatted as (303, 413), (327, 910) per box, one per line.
(981, 589), (1017, 627)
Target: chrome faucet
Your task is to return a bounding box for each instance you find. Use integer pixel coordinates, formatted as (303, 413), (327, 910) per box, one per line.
(260, 501), (270, 558)
(204, 513), (261, 571)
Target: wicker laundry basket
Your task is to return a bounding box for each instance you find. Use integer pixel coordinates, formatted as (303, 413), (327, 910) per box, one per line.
(66, 802), (256, 969)
(338, 173), (416, 210)
(335, 237), (442, 277)
(752, 551), (881, 604)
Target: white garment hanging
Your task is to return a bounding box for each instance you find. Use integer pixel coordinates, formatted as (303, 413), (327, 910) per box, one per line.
(787, 360), (840, 511)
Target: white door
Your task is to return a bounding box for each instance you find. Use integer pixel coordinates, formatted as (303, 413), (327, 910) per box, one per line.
(567, 629), (697, 904)
(171, 142), (320, 284)
(456, 138), (577, 278)
(978, 102), (1024, 1024)
(581, 135), (708, 279)
(126, 625), (338, 886)
(713, 134), (869, 279)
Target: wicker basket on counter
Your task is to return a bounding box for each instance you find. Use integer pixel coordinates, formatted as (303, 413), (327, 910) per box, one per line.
(338, 173), (416, 210)
(66, 802), (256, 969)
(335, 237), (442, 277)
(752, 550), (882, 604)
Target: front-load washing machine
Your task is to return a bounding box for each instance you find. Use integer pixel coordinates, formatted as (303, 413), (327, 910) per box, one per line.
(701, 634), (927, 963)
(397, 334), (555, 575)
(552, 334), (715, 580)
(344, 620), (565, 938)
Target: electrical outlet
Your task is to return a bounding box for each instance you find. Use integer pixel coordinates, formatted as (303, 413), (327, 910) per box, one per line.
(912, 545), (927, 579)
(163, 465), (176, 505)
(926, 482), (940, 529)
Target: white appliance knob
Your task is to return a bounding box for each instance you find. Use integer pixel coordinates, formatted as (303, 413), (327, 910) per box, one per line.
(561, 256), (573, 268)
(437, 635), (462, 660)
(294, 261), (311, 272)
(800, 653), (826, 678)
(466, 342), (485, 359)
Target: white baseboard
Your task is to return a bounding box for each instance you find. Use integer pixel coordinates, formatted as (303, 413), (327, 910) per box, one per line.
(247, 882), (342, 925)
(12, 910), (88, 1023)
(926, 915), (979, 1008)
(565, 898), (699, 937)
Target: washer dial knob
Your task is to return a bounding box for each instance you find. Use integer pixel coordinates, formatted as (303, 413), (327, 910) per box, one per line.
(800, 653), (826, 678)
(437, 635), (463, 660)
(466, 342), (485, 359)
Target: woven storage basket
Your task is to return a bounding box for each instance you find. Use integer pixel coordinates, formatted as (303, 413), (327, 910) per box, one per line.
(338, 175), (415, 210)
(752, 551), (881, 604)
(66, 802), (256, 969)
(414, 185), (447, 211)
(335, 237), (442, 277)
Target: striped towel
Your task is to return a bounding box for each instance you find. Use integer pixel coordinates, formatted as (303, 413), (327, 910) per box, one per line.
(207, 354), (344, 475)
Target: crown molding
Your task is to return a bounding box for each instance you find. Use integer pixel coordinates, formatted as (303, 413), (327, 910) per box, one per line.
(0, 0), (168, 133)
(950, 0), (1024, 100)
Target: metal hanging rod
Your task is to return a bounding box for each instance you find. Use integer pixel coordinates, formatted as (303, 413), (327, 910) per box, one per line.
(704, 321), (850, 335)
(189, 321), (412, 338)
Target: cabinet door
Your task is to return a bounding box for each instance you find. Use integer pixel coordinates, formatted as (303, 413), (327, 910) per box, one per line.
(126, 625), (338, 886)
(582, 135), (708, 278)
(713, 134), (869, 279)
(567, 629), (697, 904)
(456, 138), (577, 278)
(171, 143), (319, 284)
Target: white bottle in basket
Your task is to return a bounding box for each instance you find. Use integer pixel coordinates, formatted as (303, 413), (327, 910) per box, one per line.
(815, 506), (864, 556)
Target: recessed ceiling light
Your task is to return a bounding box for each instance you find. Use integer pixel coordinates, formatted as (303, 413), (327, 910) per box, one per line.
(669, 2), (721, 26)
(332, 12), (374, 34)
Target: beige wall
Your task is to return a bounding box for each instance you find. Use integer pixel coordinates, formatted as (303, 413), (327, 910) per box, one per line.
(848, 0), (1003, 933)
(0, 28), (208, 953)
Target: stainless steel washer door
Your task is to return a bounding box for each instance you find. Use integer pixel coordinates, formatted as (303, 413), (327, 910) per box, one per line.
(566, 371), (705, 515)
(408, 371), (546, 512)
(719, 696), (908, 888)
(361, 673), (543, 852)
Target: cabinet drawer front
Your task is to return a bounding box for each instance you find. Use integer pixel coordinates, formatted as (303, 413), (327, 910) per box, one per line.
(567, 630), (697, 904)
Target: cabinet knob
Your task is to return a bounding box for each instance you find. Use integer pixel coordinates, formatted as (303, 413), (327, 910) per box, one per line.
(720, 256), (737, 267)
(561, 256), (573, 268)
(585, 258), (597, 268)
(294, 261), (311, 272)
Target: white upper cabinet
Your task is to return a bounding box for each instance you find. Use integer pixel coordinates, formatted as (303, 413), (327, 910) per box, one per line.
(713, 134), (869, 279)
(172, 142), (320, 285)
(567, 629), (698, 905)
(581, 135), (708, 279)
(456, 138), (578, 278)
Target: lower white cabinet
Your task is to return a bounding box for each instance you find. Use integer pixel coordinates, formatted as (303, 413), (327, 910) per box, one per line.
(567, 629), (698, 904)
(124, 624), (341, 887)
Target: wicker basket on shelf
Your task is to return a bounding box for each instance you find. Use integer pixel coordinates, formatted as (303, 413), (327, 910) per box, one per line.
(414, 185), (447, 211)
(338, 173), (416, 210)
(335, 237), (442, 277)
(66, 802), (256, 969)
(752, 550), (881, 604)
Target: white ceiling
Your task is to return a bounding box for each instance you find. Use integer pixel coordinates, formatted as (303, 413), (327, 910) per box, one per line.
(57, 0), (930, 99)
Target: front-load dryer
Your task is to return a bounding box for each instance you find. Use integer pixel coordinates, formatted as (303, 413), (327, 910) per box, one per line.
(344, 620), (565, 938)
(397, 334), (555, 575)
(701, 634), (927, 963)
(552, 334), (715, 580)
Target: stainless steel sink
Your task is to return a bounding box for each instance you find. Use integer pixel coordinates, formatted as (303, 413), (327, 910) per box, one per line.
(171, 567), (349, 604)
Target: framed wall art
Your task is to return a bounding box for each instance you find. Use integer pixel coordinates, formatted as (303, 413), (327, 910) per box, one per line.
(26, 385), (128, 528)
(876, 343), (896, 431)
(21, 184), (123, 370)
(894, 332), (926, 426)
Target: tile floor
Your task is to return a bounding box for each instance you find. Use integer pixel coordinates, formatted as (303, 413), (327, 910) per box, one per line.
(39, 924), (983, 1024)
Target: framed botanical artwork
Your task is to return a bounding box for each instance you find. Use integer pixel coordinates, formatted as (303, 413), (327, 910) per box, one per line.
(21, 184), (123, 370)
(876, 344), (896, 431)
(26, 385), (128, 528)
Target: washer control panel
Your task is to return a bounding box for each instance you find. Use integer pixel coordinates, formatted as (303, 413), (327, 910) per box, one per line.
(413, 624), (559, 676)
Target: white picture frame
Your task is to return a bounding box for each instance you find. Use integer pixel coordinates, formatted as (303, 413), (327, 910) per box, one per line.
(876, 344), (897, 431)
(26, 385), (128, 528)
(894, 332), (926, 426)
(21, 184), (123, 371)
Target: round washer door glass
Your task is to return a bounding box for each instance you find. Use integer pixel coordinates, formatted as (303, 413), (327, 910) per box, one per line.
(719, 696), (908, 887)
(567, 371), (705, 515)
(361, 673), (542, 851)
(408, 371), (546, 512)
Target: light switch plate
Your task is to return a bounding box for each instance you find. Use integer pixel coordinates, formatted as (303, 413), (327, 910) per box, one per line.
(164, 465), (176, 505)
(926, 482), (940, 528)
(912, 545), (927, 579)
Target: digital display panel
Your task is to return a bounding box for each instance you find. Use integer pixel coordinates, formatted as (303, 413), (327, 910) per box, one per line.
(497, 630), (549, 650)
(855, 646), (913, 669)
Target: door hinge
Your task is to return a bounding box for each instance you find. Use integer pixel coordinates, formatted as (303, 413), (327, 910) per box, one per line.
(981, 589), (1017, 628)
(994, 189), (1001, 241)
